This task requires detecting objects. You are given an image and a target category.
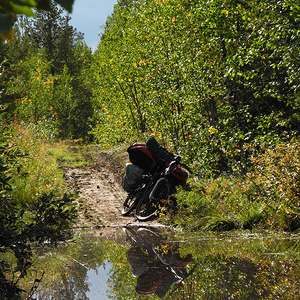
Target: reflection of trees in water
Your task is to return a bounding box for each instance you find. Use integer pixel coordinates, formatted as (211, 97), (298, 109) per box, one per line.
(28, 237), (109, 300)
(37, 262), (89, 300)
(165, 242), (300, 300)
(15, 230), (300, 300)
(179, 253), (300, 299)
(194, 255), (261, 299)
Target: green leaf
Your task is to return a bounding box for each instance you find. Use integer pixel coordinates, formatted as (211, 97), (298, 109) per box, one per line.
(1, 1), (36, 16)
(11, 5), (35, 16)
(0, 12), (14, 33)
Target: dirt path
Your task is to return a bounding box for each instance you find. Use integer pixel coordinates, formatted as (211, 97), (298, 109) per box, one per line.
(64, 149), (162, 228)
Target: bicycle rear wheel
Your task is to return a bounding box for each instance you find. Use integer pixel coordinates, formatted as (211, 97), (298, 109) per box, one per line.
(136, 179), (169, 221)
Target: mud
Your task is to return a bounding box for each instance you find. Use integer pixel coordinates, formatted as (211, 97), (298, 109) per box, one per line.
(64, 149), (162, 228)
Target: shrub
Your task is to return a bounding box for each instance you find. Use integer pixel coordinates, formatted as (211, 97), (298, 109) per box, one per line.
(173, 139), (300, 232)
(0, 114), (77, 299)
(248, 139), (300, 230)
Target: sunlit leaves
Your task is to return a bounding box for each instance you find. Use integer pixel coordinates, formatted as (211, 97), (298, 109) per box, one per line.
(8, 51), (57, 125)
(248, 139), (300, 229)
(91, 0), (299, 176)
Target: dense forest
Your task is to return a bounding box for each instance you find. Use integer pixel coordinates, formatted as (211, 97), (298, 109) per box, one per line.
(0, 0), (300, 298)
(3, 0), (300, 169)
(92, 0), (300, 172)
(3, 0), (300, 172)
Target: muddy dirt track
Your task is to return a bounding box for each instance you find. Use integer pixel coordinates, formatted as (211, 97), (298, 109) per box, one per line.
(64, 149), (162, 229)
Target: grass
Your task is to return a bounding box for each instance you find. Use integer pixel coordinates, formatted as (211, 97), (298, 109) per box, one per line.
(165, 178), (262, 231)
(9, 125), (94, 205)
(10, 136), (63, 204)
(46, 141), (95, 167)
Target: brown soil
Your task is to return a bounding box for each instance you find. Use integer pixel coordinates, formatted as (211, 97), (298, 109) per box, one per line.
(64, 147), (162, 229)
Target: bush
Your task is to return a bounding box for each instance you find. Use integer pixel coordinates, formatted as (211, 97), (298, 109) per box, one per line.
(248, 139), (300, 230)
(172, 139), (300, 232)
(0, 113), (77, 299)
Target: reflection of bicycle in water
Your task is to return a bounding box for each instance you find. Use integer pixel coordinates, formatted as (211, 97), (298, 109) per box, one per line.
(123, 227), (194, 298)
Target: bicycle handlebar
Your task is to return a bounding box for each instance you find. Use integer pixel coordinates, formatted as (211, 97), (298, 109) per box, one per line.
(163, 155), (193, 176)
(164, 156), (179, 175)
(180, 163), (193, 174)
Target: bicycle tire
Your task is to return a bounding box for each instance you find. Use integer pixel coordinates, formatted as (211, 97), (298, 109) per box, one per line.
(136, 179), (169, 221)
(121, 177), (149, 216)
(121, 193), (140, 216)
(137, 227), (163, 248)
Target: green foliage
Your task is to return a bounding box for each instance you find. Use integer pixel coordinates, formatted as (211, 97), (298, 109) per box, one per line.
(24, 192), (77, 243)
(3, 3), (94, 140)
(8, 51), (57, 125)
(172, 139), (300, 232)
(0, 0), (74, 36)
(0, 112), (77, 299)
(248, 139), (300, 230)
(91, 0), (299, 175)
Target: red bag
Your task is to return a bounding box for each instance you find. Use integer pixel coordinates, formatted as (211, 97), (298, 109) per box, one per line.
(127, 143), (157, 173)
(166, 163), (188, 186)
(127, 141), (188, 185)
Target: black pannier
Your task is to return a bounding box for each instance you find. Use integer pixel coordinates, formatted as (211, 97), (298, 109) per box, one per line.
(122, 163), (144, 192)
(146, 137), (175, 162)
(146, 137), (188, 186)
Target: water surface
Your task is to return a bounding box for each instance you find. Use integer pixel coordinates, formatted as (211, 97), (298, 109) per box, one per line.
(25, 227), (300, 299)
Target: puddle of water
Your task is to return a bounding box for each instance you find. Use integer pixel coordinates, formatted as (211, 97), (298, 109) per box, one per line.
(16, 227), (300, 299)
(86, 261), (112, 300)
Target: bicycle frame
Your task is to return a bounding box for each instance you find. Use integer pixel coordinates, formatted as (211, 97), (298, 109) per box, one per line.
(135, 157), (181, 221)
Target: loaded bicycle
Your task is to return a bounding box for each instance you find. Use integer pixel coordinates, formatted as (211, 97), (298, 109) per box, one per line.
(121, 137), (192, 221)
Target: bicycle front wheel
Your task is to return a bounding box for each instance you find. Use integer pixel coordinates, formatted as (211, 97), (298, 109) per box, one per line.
(121, 176), (150, 216)
(136, 179), (169, 221)
(121, 193), (140, 216)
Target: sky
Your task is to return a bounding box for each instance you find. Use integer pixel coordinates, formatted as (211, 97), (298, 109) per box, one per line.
(69, 0), (118, 51)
